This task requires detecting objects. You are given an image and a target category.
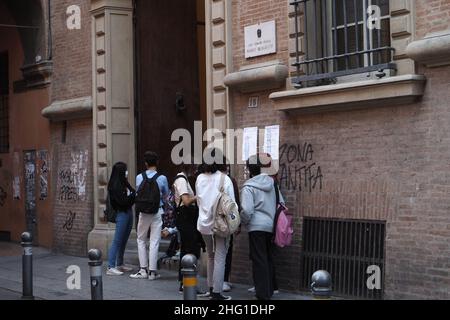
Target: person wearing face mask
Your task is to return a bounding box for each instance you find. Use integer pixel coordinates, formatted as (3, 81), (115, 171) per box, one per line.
(106, 162), (136, 276)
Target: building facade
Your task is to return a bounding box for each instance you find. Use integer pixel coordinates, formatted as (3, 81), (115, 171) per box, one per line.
(0, 0), (449, 299)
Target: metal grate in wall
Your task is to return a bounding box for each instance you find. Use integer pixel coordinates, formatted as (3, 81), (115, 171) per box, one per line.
(301, 217), (386, 299)
(290, 0), (394, 87)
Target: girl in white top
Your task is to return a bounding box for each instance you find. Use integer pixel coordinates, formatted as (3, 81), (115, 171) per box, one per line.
(195, 161), (235, 300)
(196, 170), (235, 234)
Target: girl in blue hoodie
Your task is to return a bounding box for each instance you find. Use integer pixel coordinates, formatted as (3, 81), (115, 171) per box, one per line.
(241, 153), (283, 300)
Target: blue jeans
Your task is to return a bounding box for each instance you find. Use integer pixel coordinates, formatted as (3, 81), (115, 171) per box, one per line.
(108, 210), (133, 268)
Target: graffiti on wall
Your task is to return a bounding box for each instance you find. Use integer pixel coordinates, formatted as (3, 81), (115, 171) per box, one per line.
(13, 177), (20, 199)
(24, 151), (36, 211)
(279, 143), (324, 192)
(0, 186), (6, 206)
(24, 151), (38, 241)
(62, 211), (77, 231)
(13, 152), (21, 199)
(37, 150), (50, 200)
(58, 150), (88, 202)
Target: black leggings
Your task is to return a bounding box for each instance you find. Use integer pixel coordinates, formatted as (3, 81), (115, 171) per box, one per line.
(176, 206), (203, 282)
(249, 231), (275, 300)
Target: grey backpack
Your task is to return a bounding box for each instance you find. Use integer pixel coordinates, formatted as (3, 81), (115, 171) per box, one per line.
(212, 174), (240, 237)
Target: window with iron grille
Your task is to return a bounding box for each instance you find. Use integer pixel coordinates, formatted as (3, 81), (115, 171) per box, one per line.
(301, 217), (386, 299)
(0, 52), (9, 154)
(290, 0), (395, 88)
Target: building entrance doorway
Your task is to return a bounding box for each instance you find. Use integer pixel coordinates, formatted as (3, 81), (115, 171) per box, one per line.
(134, 0), (206, 181)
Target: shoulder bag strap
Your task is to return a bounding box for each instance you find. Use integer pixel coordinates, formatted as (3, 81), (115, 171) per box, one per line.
(174, 175), (188, 208)
(273, 181), (281, 236)
(219, 173), (226, 193)
(274, 181), (280, 206)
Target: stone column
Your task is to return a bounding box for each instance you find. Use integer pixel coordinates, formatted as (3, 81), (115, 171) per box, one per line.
(88, 0), (136, 256)
(390, 0), (417, 74)
(206, 0), (232, 135)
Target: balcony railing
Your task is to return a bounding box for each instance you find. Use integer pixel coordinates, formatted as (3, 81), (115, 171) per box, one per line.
(290, 0), (396, 87)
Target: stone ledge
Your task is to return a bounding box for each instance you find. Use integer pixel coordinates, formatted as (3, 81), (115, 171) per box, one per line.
(42, 96), (93, 121)
(406, 31), (450, 68)
(13, 61), (53, 92)
(224, 60), (289, 93)
(270, 75), (426, 114)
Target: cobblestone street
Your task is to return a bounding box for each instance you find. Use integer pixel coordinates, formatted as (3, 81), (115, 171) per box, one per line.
(0, 242), (311, 300)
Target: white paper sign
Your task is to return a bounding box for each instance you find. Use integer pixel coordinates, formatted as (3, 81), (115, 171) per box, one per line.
(13, 176), (20, 199)
(264, 125), (280, 160)
(245, 20), (277, 58)
(242, 127), (258, 162)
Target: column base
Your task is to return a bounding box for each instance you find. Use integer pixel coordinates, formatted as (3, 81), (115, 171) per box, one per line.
(87, 226), (115, 261)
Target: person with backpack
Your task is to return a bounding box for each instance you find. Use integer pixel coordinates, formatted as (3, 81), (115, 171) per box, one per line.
(130, 151), (169, 280)
(172, 162), (207, 294)
(240, 153), (284, 300)
(217, 162), (241, 293)
(196, 150), (237, 300)
(106, 162), (136, 276)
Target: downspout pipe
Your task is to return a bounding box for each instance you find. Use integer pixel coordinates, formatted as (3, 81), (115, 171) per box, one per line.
(47, 0), (52, 60)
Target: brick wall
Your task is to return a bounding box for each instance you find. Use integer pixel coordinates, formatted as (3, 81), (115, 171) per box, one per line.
(229, 0), (450, 299)
(231, 0), (289, 71)
(416, 0), (450, 39)
(49, 0), (93, 256)
(51, 119), (93, 256)
(50, 0), (92, 101)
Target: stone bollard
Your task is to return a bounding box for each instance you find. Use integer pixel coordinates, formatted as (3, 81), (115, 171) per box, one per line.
(21, 232), (34, 300)
(88, 249), (103, 300)
(311, 270), (332, 300)
(181, 254), (198, 301)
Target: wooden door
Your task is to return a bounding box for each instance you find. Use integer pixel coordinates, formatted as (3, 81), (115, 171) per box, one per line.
(135, 0), (201, 182)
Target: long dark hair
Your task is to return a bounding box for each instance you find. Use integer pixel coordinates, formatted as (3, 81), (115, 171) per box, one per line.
(108, 162), (128, 192)
(202, 148), (225, 174)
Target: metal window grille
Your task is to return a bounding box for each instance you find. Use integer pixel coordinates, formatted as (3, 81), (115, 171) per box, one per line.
(0, 52), (9, 154)
(290, 0), (395, 87)
(301, 217), (386, 299)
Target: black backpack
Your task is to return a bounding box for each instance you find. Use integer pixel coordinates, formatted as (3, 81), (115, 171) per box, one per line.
(135, 172), (161, 214)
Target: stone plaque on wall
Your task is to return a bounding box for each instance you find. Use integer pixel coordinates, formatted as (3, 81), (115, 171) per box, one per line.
(245, 20), (276, 58)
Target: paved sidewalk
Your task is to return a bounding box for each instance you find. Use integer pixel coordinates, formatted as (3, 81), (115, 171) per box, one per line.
(0, 242), (313, 300)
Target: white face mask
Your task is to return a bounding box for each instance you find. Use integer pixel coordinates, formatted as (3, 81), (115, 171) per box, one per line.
(125, 171), (129, 178)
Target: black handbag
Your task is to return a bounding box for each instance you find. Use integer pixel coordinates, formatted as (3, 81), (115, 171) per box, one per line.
(104, 193), (118, 223)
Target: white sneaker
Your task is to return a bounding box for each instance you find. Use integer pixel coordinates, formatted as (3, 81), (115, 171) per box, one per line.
(106, 267), (124, 276)
(223, 282), (231, 292)
(248, 287), (255, 293)
(197, 290), (212, 298)
(130, 269), (148, 279)
(148, 272), (161, 280)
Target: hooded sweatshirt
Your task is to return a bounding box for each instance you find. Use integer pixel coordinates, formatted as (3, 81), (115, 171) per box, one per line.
(241, 174), (284, 233)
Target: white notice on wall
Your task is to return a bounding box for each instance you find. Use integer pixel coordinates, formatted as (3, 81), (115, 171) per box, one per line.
(245, 20), (277, 58)
(242, 127), (258, 162)
(264, 125), (280, 160)
(13, 176), (21, 199)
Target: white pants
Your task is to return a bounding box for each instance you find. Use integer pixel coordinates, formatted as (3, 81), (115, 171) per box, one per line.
(204, 235), (229, 293)
(136, 209), (163, 271)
